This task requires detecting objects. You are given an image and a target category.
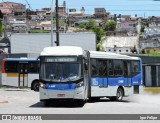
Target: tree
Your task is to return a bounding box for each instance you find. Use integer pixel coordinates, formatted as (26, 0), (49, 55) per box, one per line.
(0, 10), (3, 19)
(92, 27), (106, 51)
(0, 10), (3, 37)
(141, 24), (146, 32)
(86, 20), (97, 30)
(79, 23), (86, 29)
(105, 20), (117, 31)
(0, 21), (2, 37)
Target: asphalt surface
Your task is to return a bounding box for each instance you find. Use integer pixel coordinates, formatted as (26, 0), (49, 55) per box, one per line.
(0, 88), (160, 123)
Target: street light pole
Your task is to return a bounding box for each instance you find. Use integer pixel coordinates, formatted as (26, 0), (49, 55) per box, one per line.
(51, 0), (54, 46)
(55, 0), (59, 46)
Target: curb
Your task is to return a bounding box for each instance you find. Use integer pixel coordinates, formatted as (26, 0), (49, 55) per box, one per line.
(0, 100), (8, 103)
(144, 88), (160, 94)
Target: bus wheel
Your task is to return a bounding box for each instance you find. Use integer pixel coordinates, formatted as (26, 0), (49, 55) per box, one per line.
(116, 88), (123, 101)
(110, 88), (123, 101)
(32, 81), (39, 92)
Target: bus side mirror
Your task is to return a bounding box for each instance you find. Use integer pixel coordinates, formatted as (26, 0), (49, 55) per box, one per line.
(84, 62), (88, 70)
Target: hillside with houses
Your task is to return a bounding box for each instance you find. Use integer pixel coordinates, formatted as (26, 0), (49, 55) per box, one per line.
(0, 1), (160, 55)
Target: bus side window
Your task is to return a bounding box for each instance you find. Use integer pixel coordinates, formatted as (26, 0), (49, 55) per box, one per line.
(108, 60), (114, 76)
(132, 61), (140, 75)
(5, 61), (19, 73)
(28, 62), (39, 73)
(113, 60), (123, 76)
(91, 59), (98, 76)
(98, 60), (107, 77)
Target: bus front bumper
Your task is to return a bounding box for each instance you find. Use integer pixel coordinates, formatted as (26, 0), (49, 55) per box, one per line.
(39, 87), (85, 101)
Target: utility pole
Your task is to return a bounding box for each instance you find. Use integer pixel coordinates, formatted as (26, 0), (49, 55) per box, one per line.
(51, 0), (54, 46)
(3, 15), (7, 37)
(55, 0), (59, 46)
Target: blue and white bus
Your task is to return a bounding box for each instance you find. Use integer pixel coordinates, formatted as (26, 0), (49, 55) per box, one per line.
(39, 46), (143, 106)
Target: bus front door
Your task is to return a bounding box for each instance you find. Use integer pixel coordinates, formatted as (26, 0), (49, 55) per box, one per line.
(19, 63), (28, 88)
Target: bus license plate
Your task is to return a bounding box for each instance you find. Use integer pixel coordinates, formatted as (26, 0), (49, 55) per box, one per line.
(57, 94), (65, 97)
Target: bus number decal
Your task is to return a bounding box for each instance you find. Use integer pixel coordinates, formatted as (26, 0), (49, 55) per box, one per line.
(92, 79), (98, 86)
(118, 80), (124, 84)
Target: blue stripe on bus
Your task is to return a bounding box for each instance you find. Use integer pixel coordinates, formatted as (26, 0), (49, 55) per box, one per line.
(91, 78), (108, 86)
(45, 83), (76, 90)
(91, 73), (142, 87)
(6, 58), (39, 62)
(132, 73), (142, 85)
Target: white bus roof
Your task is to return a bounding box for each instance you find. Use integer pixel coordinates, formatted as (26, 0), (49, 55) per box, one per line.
(40, 46), (84, 56)
(40, 46), (140, 60)
(90, 51), (140, 60)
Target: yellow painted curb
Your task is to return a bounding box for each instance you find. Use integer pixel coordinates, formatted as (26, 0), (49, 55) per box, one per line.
(144, 88), (160, 94)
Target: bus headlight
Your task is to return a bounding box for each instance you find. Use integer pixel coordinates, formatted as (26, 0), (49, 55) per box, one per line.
(39, 82), (45, 89)
(76, 82), (84, 88)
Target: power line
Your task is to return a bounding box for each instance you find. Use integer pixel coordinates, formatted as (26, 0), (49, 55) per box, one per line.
(24, 0), (33, 10)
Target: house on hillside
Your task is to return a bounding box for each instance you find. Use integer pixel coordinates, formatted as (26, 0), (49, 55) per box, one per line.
(103, 36), (138, 54)
(117, 21), (137, 32)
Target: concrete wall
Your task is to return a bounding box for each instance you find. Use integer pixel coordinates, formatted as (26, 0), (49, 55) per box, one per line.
(10, 32), (96, 54)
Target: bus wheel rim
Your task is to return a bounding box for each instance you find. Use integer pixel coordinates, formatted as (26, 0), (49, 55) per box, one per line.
(34, 83), (39, 90)
(117, 90), (122, 100)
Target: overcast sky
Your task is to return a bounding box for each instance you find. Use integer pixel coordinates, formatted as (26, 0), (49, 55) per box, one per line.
(2, 0), (160, 17)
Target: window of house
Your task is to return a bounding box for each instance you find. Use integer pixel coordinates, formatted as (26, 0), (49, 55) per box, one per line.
(126, 50), (128, 52)
(119, 50), (121, 52)
(108, 49), (111, 52)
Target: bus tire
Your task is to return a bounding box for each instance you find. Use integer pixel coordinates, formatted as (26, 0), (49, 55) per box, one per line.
(116, 87), (124, 101)
(31, 80), (39, 92)
(110, 87), (124, 101)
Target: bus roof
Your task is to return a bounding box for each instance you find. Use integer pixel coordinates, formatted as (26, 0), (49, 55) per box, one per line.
(4, 58), (39, 62)
(40, 46), (140, 60)
(89, 51), (140, 60)
(40, 46), (84, 56)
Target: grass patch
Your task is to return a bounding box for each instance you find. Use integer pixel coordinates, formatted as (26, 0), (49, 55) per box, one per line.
(28, 30), (51, 33)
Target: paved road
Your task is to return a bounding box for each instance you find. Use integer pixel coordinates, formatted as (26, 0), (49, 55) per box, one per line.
(0, 88), (160, 114)
(0, 88), (160, 123)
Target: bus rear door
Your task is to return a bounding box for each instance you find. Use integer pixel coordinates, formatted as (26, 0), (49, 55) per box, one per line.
(19, 63), (28, 88)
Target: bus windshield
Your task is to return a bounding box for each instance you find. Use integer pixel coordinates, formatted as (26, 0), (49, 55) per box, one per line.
(40, 63), (81, 82)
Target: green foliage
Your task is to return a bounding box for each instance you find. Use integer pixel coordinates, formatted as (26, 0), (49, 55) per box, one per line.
(93, 27), (105, 42)
(86, 20), (97, 30)
(105, 20), (117, 31)
(53, 20), (64, 26)
(28, 30), (50, 33)
(0, 21), (2, 37)
(0, 10), (3, 19)
(79, 23), (86, 29)
(92, 27), (106, 51)
(141, 24), (146, 32)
